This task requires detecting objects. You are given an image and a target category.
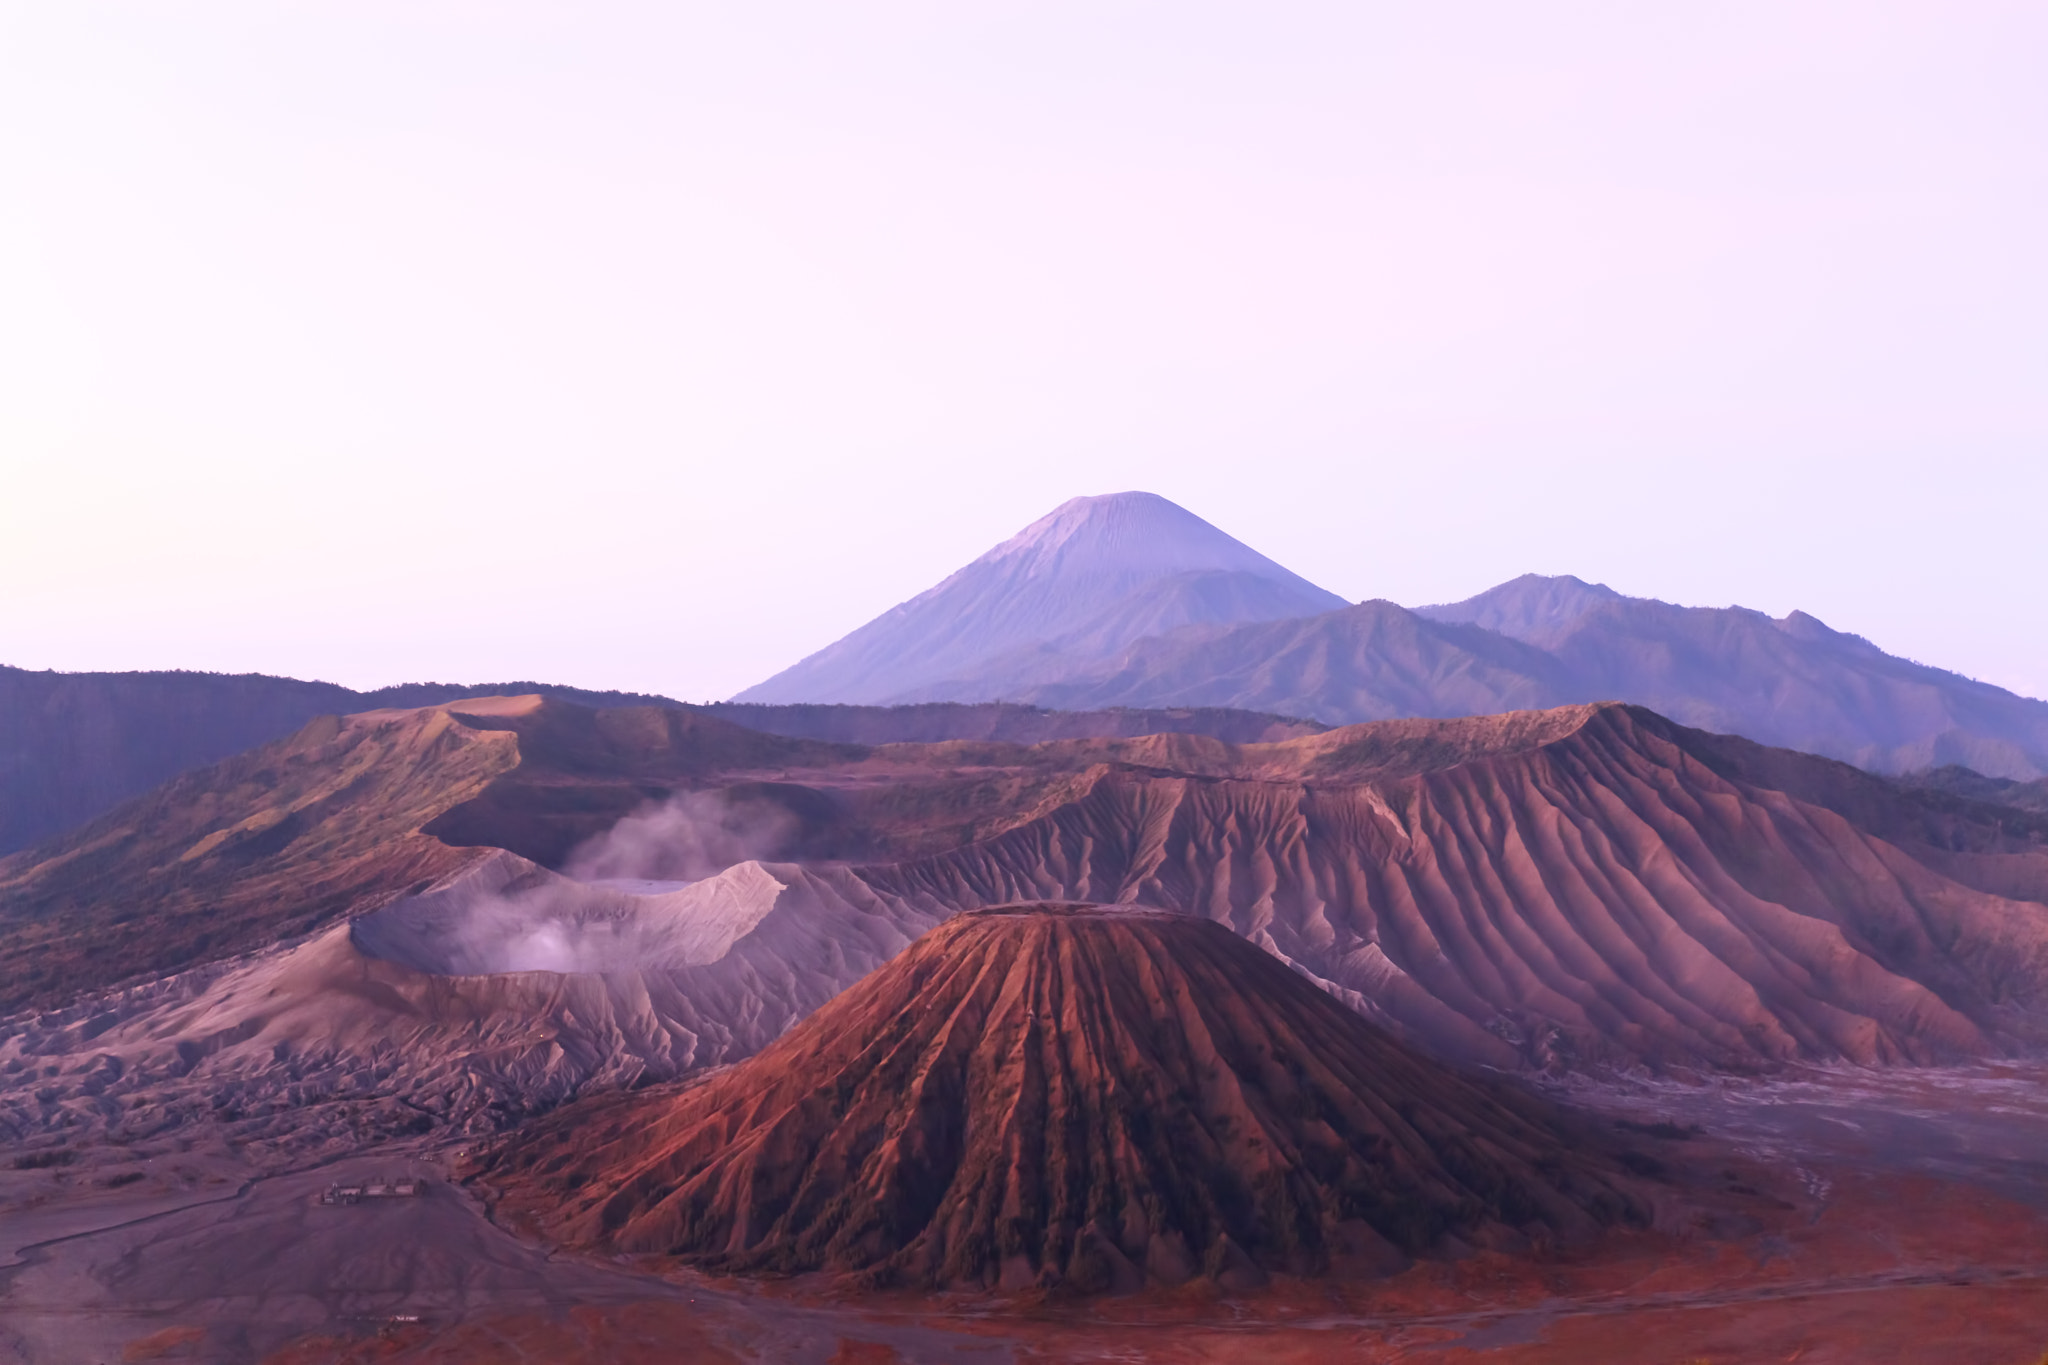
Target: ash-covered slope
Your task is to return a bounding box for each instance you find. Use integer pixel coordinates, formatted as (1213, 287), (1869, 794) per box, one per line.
(862, 705), (2048, 1070)
(1014, 578), (2048, 779)
(480, 905), (1648, 1291)
(733, 492), (1348, 705)
(0, 854), (927, 1151)
(0, 693), (870, 1014)
(0, 700), (522, 1015)
(0, 665), (700, 857)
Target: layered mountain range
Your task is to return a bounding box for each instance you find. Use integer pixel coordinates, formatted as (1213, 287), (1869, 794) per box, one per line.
(737, 493), (2048, 780)
(10, 489), (2044, 869)
(10, 690), (2048, 1157)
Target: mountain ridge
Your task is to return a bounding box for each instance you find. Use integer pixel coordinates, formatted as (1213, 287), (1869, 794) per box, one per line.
(729, 497), (2048, 779)
(0, 663), (1324, 858)
(1012, 584), (2048, 779)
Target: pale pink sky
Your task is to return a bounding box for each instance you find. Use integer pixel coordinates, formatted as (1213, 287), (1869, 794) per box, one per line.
(2, 3), (2043, 700)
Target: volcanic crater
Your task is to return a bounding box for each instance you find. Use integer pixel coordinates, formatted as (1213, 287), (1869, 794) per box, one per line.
(477, 902), (1657, 1293)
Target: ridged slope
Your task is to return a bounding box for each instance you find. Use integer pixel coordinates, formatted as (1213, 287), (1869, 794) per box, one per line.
(0, 701), (527, 1014)
(861, 705), (2048, 1069)
(0, 694), (872, 1011)
(0, 666), (698, 858)
(482, 906), (1646, 1291)
(0, 855), (919, 1150)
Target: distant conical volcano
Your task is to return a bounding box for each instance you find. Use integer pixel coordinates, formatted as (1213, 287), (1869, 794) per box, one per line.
(480, 904), (1649, 1292)
(732, 491), (1348, 705)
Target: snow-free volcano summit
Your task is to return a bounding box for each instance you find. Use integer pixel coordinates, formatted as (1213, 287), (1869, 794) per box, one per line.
(734, 491), (1350, 705)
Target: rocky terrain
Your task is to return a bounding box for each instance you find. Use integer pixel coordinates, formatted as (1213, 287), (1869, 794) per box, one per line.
(9, 694), (2048, 1173)
(477, 905), (1657, 1291)
(0, 662), (1312, 859)
(0, 867), (906, 1156)
(5, 692), (2048, 1361)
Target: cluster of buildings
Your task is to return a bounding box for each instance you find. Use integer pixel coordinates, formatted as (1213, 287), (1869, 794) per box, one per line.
(318, 1175), (427, 1204)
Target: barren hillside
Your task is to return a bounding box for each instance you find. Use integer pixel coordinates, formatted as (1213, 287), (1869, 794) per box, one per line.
(479, 905), (1653, 1291)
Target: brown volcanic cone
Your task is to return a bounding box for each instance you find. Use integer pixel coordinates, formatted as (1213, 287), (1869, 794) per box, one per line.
(481, 904), (1649, 1292)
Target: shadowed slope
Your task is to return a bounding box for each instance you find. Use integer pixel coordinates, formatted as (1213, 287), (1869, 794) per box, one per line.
(0, 666), (696, 857)
(0, 702), (525, 1014)
(0, 667), (360, 857)
(1898, 765), (2048, 816)
(0, 661), (1324, 861)
(481, 905), (1649, 1292)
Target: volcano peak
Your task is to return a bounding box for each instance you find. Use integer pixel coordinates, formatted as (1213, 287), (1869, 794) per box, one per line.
(480, 901), (1650, 1292)
(732, 493), (1347, 706)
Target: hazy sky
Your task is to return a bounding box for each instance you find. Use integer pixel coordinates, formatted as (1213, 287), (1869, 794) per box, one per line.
(4, 2), (2044, 701)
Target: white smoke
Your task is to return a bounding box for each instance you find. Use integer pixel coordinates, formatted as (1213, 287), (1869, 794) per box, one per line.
(357, 790), (803, 976)
(563, 790), (800, 886)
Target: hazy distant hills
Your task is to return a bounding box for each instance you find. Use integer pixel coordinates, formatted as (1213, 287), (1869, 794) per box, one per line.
(1902, 765), (2048, 814)
(739, 496), (2048, 780)
(733, 491), (1351, 705)
(0, 668), (356, 858)
(1018, 579), (2048, 779)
